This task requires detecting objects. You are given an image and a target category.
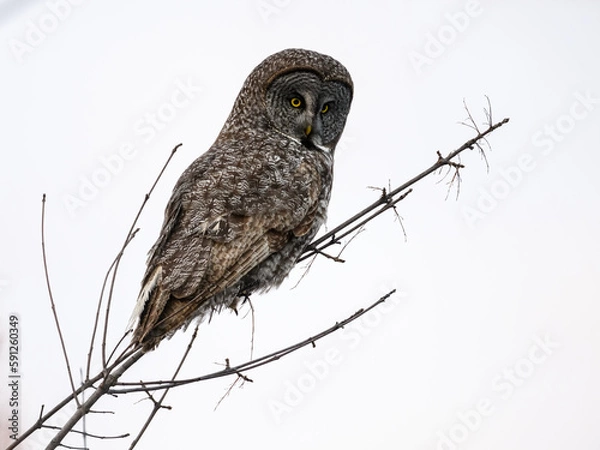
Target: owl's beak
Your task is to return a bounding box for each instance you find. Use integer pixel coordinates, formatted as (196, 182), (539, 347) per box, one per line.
(300, 112), (326, 151)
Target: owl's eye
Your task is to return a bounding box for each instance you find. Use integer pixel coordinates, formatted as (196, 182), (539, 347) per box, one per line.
(290, 97), (302, 108)
(321, 103), (330, 114)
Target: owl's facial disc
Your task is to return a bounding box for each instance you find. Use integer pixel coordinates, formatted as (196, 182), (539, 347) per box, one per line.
(265, 71), (351, 152)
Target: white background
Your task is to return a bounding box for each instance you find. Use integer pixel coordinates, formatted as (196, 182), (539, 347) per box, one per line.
(1, 1), (599, 449)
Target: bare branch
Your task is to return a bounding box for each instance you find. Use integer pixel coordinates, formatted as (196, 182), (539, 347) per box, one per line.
(111, 289), (398, 394)
(100, 229), (139, 367)
(41, 194), (80, 407)
(79, 369), (87, 450)
(41, 424), (129, 440)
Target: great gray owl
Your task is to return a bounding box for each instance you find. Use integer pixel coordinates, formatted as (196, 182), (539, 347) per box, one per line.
(129, 48), (353, 350)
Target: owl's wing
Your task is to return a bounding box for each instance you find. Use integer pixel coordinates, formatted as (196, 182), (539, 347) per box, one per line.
(131, 153), (322, 346)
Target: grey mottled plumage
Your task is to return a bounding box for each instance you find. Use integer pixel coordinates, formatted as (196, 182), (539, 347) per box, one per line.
(130, 48), (353, 350)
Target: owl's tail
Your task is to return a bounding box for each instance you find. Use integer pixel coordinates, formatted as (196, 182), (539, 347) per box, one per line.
(127, 266), (163, 343)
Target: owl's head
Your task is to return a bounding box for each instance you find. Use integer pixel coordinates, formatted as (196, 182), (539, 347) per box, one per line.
(225, 49), (353, 153)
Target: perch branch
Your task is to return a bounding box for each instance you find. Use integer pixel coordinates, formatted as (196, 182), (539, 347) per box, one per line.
(300, 116), (509, 262)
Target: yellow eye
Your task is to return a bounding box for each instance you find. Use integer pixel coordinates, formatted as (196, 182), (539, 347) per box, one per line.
(321, 103), (329, 114)
(290, 97), (302, 108)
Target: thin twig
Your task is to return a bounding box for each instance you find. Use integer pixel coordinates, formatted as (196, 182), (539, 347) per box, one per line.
(460, 100), (491, 171)
(335, 226), (365, 259)
(41, 424), (129, 440)
(213, 358), (253, 411)
(101, 231), (138, 367)
(294, 223), (365, 290)
(41, 194), (80, 407)
(214, 294), (257, 409)
(484, 95), (493, 127)
(86, 245), (130, 379)
(79, 369), (87, 450)
(435, 150), (464, 201)
(55, 443), (85, 450)
(105, 330), (134, 368)
(214, 376), (244, 411)
(128, 324), (199, 449)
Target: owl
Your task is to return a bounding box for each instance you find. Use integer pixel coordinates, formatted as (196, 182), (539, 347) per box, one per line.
(129, 48), (353, 350)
